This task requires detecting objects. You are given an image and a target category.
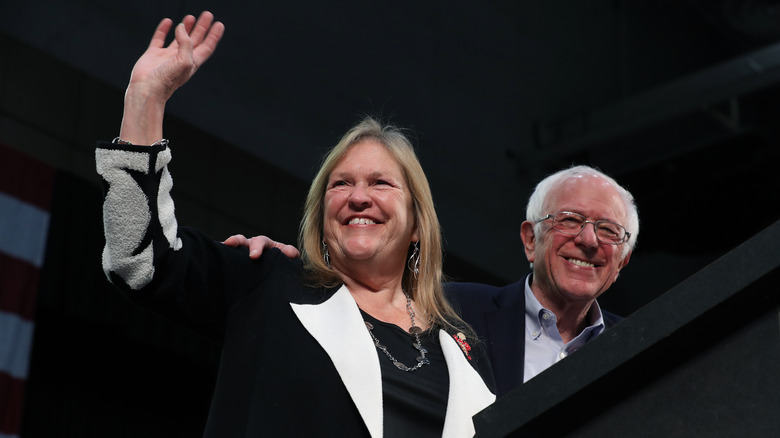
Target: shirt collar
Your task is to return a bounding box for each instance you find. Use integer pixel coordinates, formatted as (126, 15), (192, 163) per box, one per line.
(588, 296), (605, 328)
(524, 274), (606, 339)
(524, 274), (545, 336)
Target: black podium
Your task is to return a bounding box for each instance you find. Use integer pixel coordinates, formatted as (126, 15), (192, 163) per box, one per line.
(473, 219), (780, 437)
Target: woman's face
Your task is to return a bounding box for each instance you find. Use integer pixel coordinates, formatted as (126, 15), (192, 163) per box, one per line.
(323, 139), (418, 270)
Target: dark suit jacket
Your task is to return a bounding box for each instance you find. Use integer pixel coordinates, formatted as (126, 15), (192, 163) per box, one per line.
(445, 277), (622, 396)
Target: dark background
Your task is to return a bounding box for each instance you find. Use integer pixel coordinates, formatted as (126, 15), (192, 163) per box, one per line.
(1, 1), (779, 436)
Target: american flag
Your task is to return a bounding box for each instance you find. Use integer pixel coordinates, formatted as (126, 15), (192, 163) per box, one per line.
(0, 143), (53, 438)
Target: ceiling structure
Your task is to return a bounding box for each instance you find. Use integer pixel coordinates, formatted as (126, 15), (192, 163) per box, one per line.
(3, 0), (780, 313)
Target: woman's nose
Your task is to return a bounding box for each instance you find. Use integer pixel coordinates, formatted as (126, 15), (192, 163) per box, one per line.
(348, 184), (372, 209)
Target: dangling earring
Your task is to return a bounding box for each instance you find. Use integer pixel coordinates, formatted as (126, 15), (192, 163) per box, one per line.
(322, 240), (330, 268)
(408, 241), (420, 279)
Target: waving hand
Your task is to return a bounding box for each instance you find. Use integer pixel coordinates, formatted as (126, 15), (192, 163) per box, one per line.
(119, 11), (225, 145)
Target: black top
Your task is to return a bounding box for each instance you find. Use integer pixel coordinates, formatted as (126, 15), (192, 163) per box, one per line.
(361, 311), (448, 438)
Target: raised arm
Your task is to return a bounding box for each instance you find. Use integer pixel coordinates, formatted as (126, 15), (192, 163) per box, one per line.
(118, 11), (224, 145)
(98, 12), (226, 292)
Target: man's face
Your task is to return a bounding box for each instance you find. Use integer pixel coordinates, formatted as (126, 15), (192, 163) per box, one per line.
(522, 175), (631, 308)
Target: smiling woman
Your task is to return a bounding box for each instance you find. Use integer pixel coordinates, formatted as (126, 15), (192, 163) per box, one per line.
(324, 141), (419, 297)
(96, 10), (494, 437)
(299, 120), (467, 335)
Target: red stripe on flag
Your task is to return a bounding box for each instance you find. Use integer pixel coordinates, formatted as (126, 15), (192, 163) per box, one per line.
(0, 142), (54, 210)
(0, 371), (26, 436)
(0, 253), (40, 321)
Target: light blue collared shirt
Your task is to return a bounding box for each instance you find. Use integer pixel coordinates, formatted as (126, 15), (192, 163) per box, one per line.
(523, 275), (605, 382)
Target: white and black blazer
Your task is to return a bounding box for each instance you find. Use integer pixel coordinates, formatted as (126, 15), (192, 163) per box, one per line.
(97, 142), (496, 437)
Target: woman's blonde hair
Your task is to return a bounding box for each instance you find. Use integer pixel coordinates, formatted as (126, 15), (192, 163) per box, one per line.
(299, 117), (467, 332)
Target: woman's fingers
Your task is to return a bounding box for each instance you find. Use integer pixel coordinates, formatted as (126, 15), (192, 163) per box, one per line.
(188, 11), (213, 45)
(148, 18), (174, 49)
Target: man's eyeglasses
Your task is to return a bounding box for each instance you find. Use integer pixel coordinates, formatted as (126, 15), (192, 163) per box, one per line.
(537, 211), (631, 245)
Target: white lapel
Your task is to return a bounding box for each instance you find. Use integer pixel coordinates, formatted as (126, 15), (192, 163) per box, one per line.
(290, 285), (383, 438)
(439, 330), (497, 438)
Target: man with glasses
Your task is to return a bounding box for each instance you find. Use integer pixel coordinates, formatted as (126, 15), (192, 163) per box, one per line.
(227, 165), (638, 396)
(446, 165), (638, 395)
